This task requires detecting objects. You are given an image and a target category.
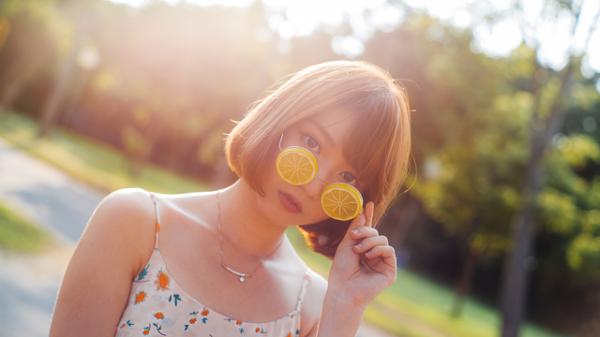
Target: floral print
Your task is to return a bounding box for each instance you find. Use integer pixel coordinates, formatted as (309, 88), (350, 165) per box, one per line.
(115, 248), (310, 337)
(114, 210), (311, 337)
(155, 270), (170, 291)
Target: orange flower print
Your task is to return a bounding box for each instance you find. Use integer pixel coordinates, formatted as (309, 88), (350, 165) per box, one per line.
(225, 318), (245, 333)
(154, 312), (164, 319)
(201, 309), (209, 316)
(255, 326), (267, 334)
(184, 311), (207, 331)
(134, 291), (146, 304)
(155, 270), (170, 290)
(285, 332), (292, 337)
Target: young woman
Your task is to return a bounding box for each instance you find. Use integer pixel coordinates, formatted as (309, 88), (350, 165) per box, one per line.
(49, 60), (412, 337)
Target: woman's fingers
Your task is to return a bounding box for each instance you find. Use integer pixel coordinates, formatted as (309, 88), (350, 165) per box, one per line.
(342, 201), (376, 250)
(365, 245), (397, 272)
(364, 244), (394, 259)
(339, 212), (367, 248)
(362, 202), (374, 228)
(367, 201), (374, 227)
(352, 235), (388, 253)
(350, 226), (378, 240)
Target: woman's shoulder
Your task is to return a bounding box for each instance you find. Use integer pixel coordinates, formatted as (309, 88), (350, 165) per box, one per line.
(90, 187), (158, 270)
(49, 188), (158, 336)
(96, 187), (156, 233)
(99, 187), (154, 213)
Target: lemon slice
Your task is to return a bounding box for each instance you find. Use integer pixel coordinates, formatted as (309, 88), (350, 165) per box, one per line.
(276, 146), (318, 185)
(321, 182), (363, 221)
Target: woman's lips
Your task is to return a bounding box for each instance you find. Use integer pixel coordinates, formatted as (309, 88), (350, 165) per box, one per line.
(278, 190), (302, 213)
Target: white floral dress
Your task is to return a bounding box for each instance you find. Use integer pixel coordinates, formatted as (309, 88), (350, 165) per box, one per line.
(114, 192), (312, 337)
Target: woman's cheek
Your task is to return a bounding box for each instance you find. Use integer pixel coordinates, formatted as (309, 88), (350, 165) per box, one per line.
(311, 207), (329, 223)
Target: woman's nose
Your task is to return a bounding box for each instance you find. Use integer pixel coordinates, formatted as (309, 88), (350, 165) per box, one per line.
(302, 162), (334, 200)
(302, 175), (325, 200)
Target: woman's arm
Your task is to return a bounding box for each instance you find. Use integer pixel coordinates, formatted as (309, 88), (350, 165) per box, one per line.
(311, 289), (365, 337)
(49, 188), (156, 337)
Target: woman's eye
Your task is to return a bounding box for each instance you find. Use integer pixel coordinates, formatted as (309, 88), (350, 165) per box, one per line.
(341, 172), (358, 185)
(302, 134), (320, 152)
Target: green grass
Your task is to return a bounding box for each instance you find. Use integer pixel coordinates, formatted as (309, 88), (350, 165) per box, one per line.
(0, 112), (206, 194)
(0, 201), (53, 253)
(0, 111), (565, 337)
(286, 226), (564, 337)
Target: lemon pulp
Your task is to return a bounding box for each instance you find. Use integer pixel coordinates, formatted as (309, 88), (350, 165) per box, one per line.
(321, 182), (363, 221)
(276, 146), (318, 185)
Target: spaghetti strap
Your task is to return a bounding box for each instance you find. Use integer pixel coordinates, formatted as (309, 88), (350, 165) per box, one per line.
(147, 191), (161, 250)
(294, 268), (312, 312)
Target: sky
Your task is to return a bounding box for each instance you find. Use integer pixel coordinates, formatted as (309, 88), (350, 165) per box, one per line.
(106, 0), (600, 82)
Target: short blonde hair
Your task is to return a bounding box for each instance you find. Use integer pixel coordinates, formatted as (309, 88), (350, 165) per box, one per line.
(224, 60), (412, 259)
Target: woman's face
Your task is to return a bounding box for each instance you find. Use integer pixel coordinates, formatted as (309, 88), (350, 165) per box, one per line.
(257, 109), (361, 227)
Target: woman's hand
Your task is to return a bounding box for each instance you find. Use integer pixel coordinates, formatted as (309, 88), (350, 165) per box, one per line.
(327, 201), (398, 308)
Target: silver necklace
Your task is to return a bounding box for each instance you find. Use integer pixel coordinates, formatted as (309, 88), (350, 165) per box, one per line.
(216, 189), (284, 283)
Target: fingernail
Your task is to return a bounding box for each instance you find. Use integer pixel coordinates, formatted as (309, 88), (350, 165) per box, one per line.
(352, 228), (360, 235)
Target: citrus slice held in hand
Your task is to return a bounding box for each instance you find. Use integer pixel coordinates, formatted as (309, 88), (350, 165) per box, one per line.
(276, 146), (318, 185)
(321, 182), (364, 221)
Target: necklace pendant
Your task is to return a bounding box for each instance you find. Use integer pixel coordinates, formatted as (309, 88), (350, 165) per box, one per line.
(239, 275), (245, 282)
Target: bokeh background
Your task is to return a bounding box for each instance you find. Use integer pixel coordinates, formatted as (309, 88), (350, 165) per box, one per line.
(0, 0), (599, 337)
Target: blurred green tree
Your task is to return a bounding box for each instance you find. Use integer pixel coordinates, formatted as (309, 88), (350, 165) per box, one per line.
(0, 0), (67, 112)
(491, 2), (600, 336)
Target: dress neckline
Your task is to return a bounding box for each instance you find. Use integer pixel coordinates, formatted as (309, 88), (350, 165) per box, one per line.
(145, 247), (310, 325)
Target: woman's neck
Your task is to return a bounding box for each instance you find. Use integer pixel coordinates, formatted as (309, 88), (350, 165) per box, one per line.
(216, 179), (287, 260)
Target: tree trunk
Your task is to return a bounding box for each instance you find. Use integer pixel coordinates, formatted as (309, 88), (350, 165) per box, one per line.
(36, 36), (79, 138)
(500, 58), (576, 337)
(451, 247), (478, 317)
(498, 5), (600, 334)
(0, 57), (43, 111)
(36, 1), (91, 138)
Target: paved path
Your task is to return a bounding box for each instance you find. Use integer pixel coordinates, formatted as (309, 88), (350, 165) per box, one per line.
(0, 139), (102, 245)
(0, 138), (395, 337)
(0, 138), (104, 337)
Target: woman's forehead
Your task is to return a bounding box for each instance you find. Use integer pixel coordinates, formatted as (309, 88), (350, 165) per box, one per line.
(295, 109), (365, 177)
(299, 109), (360, 146)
